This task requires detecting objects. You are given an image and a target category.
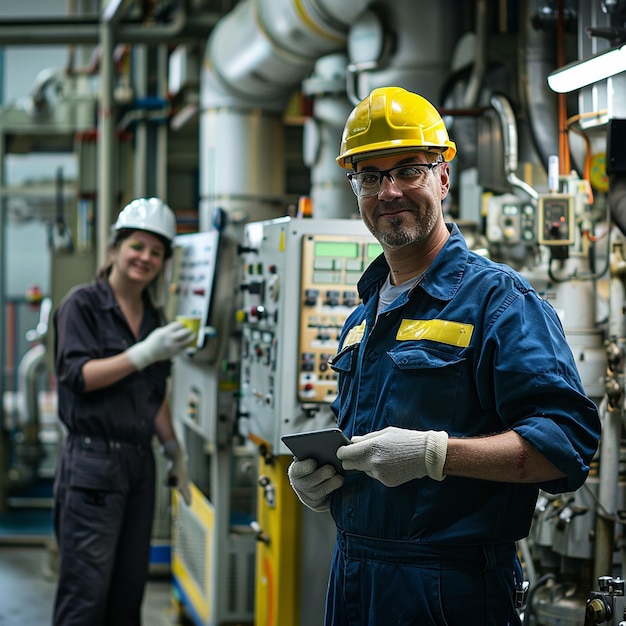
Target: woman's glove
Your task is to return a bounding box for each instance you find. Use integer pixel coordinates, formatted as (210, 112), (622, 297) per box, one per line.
(162, 439), (192, 505)
(337, 426), (448, 487)
(287, 458), (344, 512)
(126, 322), (194, 371)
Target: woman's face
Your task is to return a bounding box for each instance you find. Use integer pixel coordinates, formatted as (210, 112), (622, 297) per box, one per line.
(111, 230), (166, 286)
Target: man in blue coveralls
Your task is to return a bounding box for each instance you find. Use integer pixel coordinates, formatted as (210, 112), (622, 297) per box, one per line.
(287, 86), (601, 625)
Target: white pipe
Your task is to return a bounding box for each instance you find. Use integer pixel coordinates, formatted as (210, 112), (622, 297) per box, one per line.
(206, 0), (369, 107)
(302, 54), (355, 218)
(489, 94), (539, 201)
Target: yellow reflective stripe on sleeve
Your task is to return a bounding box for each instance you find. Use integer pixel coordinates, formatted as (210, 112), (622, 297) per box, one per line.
(343, 320), (366, 347)
(396, 319), (474, 347)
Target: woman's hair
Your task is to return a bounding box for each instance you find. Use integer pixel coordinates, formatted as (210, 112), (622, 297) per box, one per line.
(95, 228), (172, 281)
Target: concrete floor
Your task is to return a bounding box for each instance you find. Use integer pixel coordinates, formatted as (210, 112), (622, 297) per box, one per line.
(0, 395), (186, 625)
(0, 544), (180, 625)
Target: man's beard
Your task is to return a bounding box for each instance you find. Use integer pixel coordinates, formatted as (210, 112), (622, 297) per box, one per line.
(373, 216), (415, 248)
(368, 209), (438, 249)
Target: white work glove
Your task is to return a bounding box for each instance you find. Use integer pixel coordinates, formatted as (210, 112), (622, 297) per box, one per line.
(337, 426), (449, 487)
(287, 458), (344, 512)
(162, 439), (192, 506)
(126, 321), (194, 371)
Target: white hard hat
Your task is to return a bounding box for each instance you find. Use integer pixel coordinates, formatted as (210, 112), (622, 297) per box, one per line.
(114, 197), (176, 242)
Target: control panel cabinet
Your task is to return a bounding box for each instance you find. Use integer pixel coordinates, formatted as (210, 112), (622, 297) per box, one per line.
(239, 217), (379, 453)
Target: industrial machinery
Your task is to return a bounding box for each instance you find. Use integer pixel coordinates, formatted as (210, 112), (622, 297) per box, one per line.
(583, 577), (626, 626)
(239, 217), (379, 625)
(164, 230), (260, 625)
(165, 218), (379, 625)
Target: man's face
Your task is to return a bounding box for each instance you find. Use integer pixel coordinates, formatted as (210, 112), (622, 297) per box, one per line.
(355, 151), (450, 250)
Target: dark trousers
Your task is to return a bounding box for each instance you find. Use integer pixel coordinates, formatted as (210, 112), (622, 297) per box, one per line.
(52, 435), (156, 626)
(325, 531), (523, 626)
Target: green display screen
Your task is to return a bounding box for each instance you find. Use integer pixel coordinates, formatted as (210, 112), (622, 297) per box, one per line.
(315, 241), (359, 258)
(367, 243), (383, 259)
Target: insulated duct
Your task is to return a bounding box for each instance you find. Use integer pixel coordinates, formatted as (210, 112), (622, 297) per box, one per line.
(346, 1), (467, 106)
(204, 0), (369, 108)
(199, 0), (370, 233)
(199, 0), (466, 226)
(520, 0), (567, 172)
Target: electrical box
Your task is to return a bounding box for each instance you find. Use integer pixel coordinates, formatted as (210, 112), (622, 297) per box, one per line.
(486, 193), (536, 245)
(239, 217), (379, 453)
(537, 194), (575, 246)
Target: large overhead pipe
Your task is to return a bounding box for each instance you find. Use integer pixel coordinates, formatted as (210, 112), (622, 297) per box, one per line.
(520, 0), (564, 172)
(346, 1), (466, 106)
(199, 0), (370, 233)
(204, 0), (367, 108)
(200, 0), (466, 226)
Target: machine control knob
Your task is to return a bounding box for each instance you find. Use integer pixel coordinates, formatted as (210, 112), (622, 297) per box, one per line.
(250, 521), (270, 545)
(258, 475), (276, 508)
(251, 305), (266, 319)
(503, 226), (516, 240)
(586, 597), (610, 622)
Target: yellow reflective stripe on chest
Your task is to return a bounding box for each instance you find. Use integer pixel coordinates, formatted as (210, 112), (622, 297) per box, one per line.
(396, 319), (474, 347)
(343, 320), (366, 347)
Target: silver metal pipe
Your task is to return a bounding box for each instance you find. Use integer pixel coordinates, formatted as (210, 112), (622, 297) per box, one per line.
(0, 12), (220, 45)
(594, 238), (626, 580)
(156, 44), (168, 201)
(133, 46), (148, 197)
(489, 93), (539, 201)
(96, 4), (122, 266)
(520, 0), (560, 172)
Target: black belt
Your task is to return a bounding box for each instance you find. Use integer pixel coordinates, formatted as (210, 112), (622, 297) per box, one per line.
(69, 433), (151, 453)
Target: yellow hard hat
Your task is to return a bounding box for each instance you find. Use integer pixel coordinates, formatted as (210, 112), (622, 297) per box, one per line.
(336, 86), (456, 169)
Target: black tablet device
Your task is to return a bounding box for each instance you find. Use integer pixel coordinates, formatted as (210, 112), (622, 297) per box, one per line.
(281, 427), (351, 475)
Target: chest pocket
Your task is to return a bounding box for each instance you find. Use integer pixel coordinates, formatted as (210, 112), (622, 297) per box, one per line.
(384, 343), (466, 430)
(330, 343), (361, 425)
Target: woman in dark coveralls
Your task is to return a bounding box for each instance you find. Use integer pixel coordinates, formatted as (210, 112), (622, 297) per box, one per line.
(52, 197), (194, 626)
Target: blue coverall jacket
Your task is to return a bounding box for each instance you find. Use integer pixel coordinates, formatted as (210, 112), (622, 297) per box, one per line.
(326, 223), (601, 625)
